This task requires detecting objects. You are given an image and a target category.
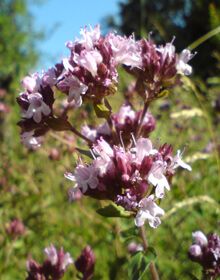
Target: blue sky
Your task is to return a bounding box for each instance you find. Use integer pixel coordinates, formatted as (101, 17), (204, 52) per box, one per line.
(31, 0), (123, 70)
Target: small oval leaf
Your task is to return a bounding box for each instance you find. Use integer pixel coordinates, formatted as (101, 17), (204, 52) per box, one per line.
(96, 203), (132, 218)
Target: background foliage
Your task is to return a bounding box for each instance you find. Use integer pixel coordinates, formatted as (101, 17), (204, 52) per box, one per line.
(0, 0), (220, 279)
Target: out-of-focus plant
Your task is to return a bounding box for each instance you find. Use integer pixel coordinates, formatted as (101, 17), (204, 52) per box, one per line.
(0, 0), (42, 92)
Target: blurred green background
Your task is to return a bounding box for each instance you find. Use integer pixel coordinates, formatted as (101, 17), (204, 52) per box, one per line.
(0, 0), (220, 279)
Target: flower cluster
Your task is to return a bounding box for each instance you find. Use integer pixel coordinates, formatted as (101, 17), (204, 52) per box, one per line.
(66, 137), (191, 228)
(133, 40), (194, 100)
(6, 218), (26, 239)
(26, 245), (73, 280)
(189, 231), (220, 278)
(17, 25), (193, 150)
(17, 25), (194, 231)
(75, 246), (96, 280)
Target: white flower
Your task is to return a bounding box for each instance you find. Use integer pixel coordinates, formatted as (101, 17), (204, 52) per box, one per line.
(21, 131), (41, 150)
(63, 58), (74, 72)
(157, 42), (176, 61)
(148, 161), (170, 198)
(170, 150), (192, 172)
(24, 92), (51, 123)
(93, 138), (114, 158)
(81, 125), (97, 141)
(44, 245), (58, 265)
(176, 49), (194, 75)
(135, 195), (165, 228)
(192, 231), (208, 247)
(65, 164), (99, 193)
(93, 138), (114, 176)
(61, 252), (73, 270)
(134, 138), (158, 163)
(78, 25), (101, 50)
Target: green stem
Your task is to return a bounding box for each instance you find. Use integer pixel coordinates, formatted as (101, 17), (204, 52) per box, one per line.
(70, 126), (92, 146)
(140, 226), (160, 280)
(136, 101), (150, 138)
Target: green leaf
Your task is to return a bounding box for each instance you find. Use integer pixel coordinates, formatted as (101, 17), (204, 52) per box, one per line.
(120, 227), (139, 240)
(188, 26), (220, 50)
(94, 103), (111, 119)
(96, 203), (132, 218)
(46, 117), (72, 131)
(128, 248), (157, 280)
(76, 148), (93, 159)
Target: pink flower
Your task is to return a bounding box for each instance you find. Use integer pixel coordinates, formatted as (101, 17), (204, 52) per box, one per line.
(74, 49), (103, 77)
(135, 195), (165, 228)
(113, 104), (136, 125)
(93, 138), (114, 158)
(189, 244), (202, 257)
(42, 67), (57, 86)
(134, 138), (157, 163)
(65, 164), (99, 193)
(58, 74), (88, 107)
(107, 33), (142, 67)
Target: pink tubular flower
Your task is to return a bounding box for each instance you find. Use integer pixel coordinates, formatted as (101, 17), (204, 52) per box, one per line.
(106, 33), (142, 67)
(65, 164), (99, 193)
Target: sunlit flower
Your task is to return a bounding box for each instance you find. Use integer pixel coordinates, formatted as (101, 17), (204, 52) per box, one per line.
(176, 49), (194, 75)
(135, 195), (165, 228)
(24, 92), (51, 123)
